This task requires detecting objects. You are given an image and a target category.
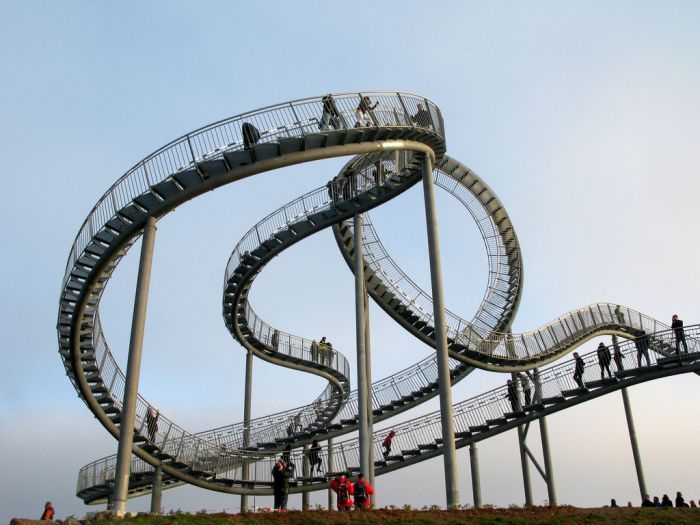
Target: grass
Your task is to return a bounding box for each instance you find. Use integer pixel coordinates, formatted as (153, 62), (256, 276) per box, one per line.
(78, 506), (700, 525)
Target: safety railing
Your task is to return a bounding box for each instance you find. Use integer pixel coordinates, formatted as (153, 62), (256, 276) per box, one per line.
(61, 92), (443, 291)
(79, 325), (699, 492)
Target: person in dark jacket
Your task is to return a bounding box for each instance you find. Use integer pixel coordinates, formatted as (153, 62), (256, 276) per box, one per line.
(597, 342), (613, 379)
(412, 103), (431, 128)
(306, 439), (323, 475)
(675, 491), (689, 507)
(272, 458), (293, 510)
(635, 331), (651, 367)
(641, 494), (655, 507)
(612, 338), (625, 372)
(671, 315), (688, 354)
(573, 352), (586, 389)
(320, 94), (342, 130)
(661, 494), (673, 507)
(353, 473), (375, 509)
(506, 379), (519, 412)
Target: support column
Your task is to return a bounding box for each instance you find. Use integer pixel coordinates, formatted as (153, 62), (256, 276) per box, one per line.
(327, 438), (335, 510)
(513, 371), (532, 507)
(150, 466), (162, 514)
(302, 444), (310, 510)
(621, 387), (647, 499)
(106, 496), (114, 511)
(354, 214), (371, 479)
(113, 216), (158, 514)
(240, 347), (253, 512)
(421, 154), (460, 508)
(534, 369), (557, 506)
(363, 288), (376, 506)
(469, 443), (482, 508)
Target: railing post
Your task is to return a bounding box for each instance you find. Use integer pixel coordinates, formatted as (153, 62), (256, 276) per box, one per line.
(327, 437), (335, 510)
(363, 286), (376, 506)
(112, 216), (157, 515)
(421, 152), (460, 508)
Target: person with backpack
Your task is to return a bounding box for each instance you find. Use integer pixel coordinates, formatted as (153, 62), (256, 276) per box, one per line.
(40, 501), (54, 520)
(330, 474), (354, 511)
(353, 473), (375, 509)
(272, 458), (292, 511)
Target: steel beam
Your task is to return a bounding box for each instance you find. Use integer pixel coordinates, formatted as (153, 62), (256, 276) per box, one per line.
(534, 368), (557, 506)
(469, 443), (482, 508)
(241, 346), (254, 512)
(150, 466), (162, 514)
(621, 387), (647, 499)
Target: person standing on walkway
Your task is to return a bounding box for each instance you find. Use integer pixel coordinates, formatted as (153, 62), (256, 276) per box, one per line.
(506, 379), (519, 412)
(671, 315), (688, 354)
(353, 473), (375, 509)
(518, 372), (532, 405)
(614, 305), (625, 325)
(355, 96), (378, 127)
(612, 339), (625, 372)
(320, 94), (342, 130)
(306, 439), (323, 475)
(596, 342), (613, 379)
(319, 337), (329, 365)
(635, 331), (651, 367)
(310, 340), (320, 362)
(573, 352), (586, 389)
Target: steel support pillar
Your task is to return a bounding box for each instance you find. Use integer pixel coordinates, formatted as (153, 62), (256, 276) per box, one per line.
(302, 444), (310, 510)
(240, 346), (254, 512)
(354, 214), (371, 479)
(327, 437), (335, 510)
(469, 443), (482, 508)
(150, 466), (162, 514)
(621, 387), (647, 499)
(534, 368), (557, 506)
(511, 363), (532, 507)
(421, 154), (459, 508)
(113, 216), (158, 514)
(363, 288), (375, 507)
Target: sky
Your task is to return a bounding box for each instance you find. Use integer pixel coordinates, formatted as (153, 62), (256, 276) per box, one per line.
(1, 0), (700, 520)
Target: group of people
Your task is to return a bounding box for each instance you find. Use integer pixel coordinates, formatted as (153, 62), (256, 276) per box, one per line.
(318, 94), (433, 131)
(573, 313), (690, 390)
(639, 491), (696, 508)
(330, 473), (375, 510)
(310, 337), (334, 366)
(506, 373), (533, 411)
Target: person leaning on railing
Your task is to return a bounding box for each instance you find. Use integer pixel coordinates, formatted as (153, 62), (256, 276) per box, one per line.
(319, 94), (342, 131)
(355, 96), (378, 127)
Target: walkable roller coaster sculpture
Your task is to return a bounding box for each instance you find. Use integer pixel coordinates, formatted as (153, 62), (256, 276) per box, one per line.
(58, 92), (699, 512)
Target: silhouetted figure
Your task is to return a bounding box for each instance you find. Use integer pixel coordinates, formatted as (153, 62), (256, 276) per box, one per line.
(382, 430), (396, 458)
(672, 314), (688, 354)
(610, 498), (618, 507)
(653, 496), (661, 507)
(573, 352), (586, 389)
(597, 342), (613, 379)
(635, 331), (651, 367)
(506, 379), (519, 412)
(40, 502), (54, 521)
(690, 500), (697, 508)
(306, 439), (323, 475)
(293, 412), (302, 433)
(282, 443), (292, 464)
(676, 491), (689, 508)
(146, 407), (159, 443)
(614, 305), (625, 325)
(661, 494), (673, 507)
(355, 96), (378, 127)
(518, 372), (532, 405)
(412, 103), (431, 128)
(320, 94), (342, 130)
(641, 494), (655, 507)
(319, 337), (330, 365)
(613, 339), (625, 372)
(310, 340), (319, 362)
(241, 122), (261, 150)
(272, 458), (292, 510)
(271, 329), (280, 351)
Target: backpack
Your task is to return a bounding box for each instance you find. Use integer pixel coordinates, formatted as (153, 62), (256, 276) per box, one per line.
(354, 481), (367, 504)
(337, 481), (350, 504)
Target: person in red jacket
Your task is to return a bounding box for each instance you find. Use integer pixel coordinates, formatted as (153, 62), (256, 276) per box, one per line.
(330, 475), (354, 510)
(353, 473), (375, 509)
(40, 502), (54, 520)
